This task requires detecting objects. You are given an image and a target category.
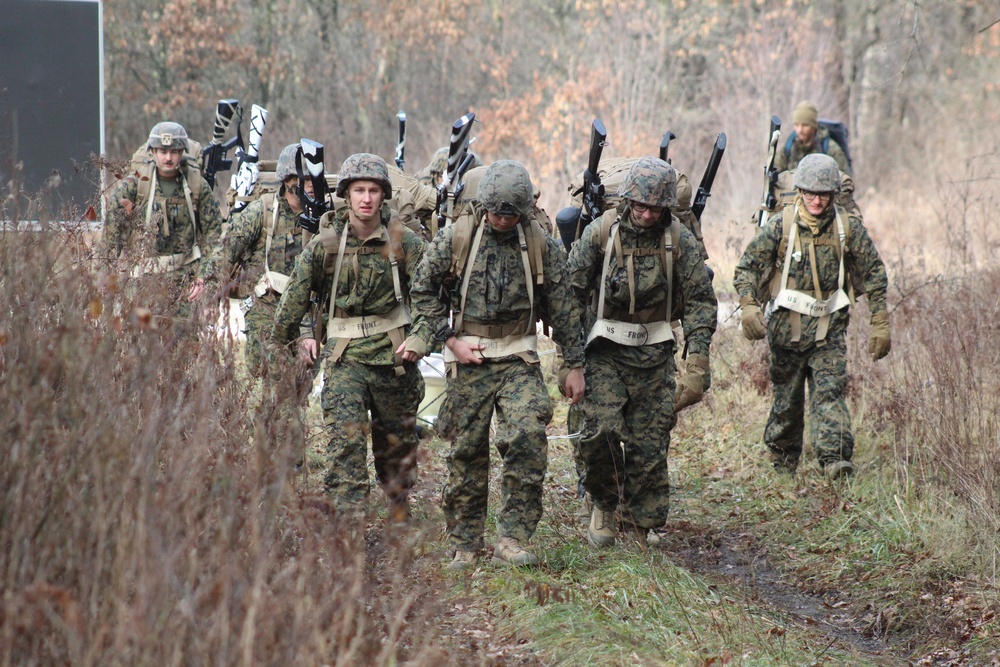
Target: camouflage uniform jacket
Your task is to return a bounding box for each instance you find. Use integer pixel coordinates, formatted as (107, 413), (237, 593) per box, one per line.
(272, 207), (425, 365)
(106, 171), (223, 276)
(203, 194), (304, 300)
(733, 205), (888, 349)
(409, 217), (586, 368)
(568, 209), (717, 368)
(774, 125), (851, 175)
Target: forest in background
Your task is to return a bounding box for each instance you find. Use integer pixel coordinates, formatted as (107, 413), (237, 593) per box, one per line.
(104, 0), (1000, 277)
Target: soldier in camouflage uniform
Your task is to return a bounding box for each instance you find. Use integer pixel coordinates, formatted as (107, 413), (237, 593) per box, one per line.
(400, 160), (586, 570)
(272, 153), (426, 516)
(203, 144), (307, 375)
(568, 157), (717, 547)
(106, 122), (224, 316)
(774, 101), (851, 175)
(734, 154), (890, 479)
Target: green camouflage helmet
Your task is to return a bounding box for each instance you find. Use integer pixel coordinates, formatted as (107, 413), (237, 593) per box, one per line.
(618, 156), (677, 208)
(428, 147), (449, 176)
(335, 153), (393, 199)
(147, 121), (188, 151)
(275, 143), (299, 182)
(477, 160), (534, 218)
(794, 153), (841, 193)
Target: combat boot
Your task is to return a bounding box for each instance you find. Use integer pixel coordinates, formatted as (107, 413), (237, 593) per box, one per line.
(576, 492), (593, 526)
(388, 496), (410, 524)
(825, 460), (855, 480)
(769, 451), (800, 474)
(493, 537), (540, 566)
(445, 550), (478, 572)
(588, 507), (616, 548)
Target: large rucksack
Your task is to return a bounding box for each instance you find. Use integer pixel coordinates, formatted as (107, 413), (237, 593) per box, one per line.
(783, 120), (853, 173)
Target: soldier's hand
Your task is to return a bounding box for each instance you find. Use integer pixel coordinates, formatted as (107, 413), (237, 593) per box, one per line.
(674, 354), (709, 413)
(739, 296), (767, 341)
(120, 198), (135, 216)
(562, 366), (585, 405)
(869, 311), (891, 361)
(186, 278), (205, 301)
(397, 335), (428, 363)
(297, 338), (318, 367)
(446, 337), (485, 365)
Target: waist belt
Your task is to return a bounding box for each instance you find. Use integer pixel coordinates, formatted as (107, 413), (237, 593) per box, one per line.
(586, 318), (675, 347)
(461, 312), (532, 339)
(131, 245), (201, 277)
(254, 270), (291, 297)
(443, 333), (538, 366)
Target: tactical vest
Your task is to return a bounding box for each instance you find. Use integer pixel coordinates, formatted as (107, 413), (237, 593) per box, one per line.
(587, 208), (682, 347)
(445, 204), (549, 369)
(317, 209), (411, 375)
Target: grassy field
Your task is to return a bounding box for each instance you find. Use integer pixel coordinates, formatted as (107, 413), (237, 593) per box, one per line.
(2, 220), (999, 666)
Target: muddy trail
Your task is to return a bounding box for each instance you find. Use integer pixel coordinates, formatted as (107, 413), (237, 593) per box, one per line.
(658, 519), (909, 666)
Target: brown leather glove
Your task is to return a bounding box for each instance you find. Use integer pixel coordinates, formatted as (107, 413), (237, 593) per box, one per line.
(674, 353), (709, 413)
(869, 311), (891, 361)
(739, 295), (767, 341)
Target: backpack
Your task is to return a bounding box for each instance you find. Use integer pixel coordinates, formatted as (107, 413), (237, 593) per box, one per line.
(783, 120), (853, 172)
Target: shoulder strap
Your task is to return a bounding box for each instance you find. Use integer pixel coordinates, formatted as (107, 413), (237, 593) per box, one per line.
(449, 211), (479, 280)
(784, 132), (796, 157)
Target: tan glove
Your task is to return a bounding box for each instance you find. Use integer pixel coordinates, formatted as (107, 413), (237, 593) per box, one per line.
(401, 334), (429, 358)
(674, 354), (709, 413)
(739, 295), (767, 341)
(869, 311), (891, 361)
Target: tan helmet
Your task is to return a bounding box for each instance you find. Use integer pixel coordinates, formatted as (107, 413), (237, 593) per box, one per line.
(476, 160), (533, 217)
(335, 153), (393, 199)
(618, 156), (677, 208)
(275, 143), (299, 182)
(147, 122), (189, 151)
(793, 153), (841, 193)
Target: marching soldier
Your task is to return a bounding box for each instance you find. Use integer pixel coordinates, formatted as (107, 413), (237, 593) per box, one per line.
(734, 153), (889, 478)
(568, 157), (717, 547)
(400, 160), (586, 570)
(272, 154), (426, 517)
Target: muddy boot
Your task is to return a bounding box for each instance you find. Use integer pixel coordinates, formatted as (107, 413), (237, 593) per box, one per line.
(588, 507), (616, 548)
(824, 460), (855, 480)
(493, 537), (540, 566)
(445, 550), (479, 572)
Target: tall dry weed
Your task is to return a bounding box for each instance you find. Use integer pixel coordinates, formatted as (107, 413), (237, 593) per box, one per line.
(0, 225), (455, 665)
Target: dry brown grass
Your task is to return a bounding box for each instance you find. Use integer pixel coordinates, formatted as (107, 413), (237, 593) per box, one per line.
(0, 226), (465, 666)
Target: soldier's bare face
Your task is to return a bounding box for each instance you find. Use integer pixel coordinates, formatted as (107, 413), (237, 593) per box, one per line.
(793, 122), (816, 144)
(152, 148), (183, 178)
(800, 190), (833, 216)
(348, 181), (384, 222)
(485, 211), (521, 232)
(630, 202), (666, 228)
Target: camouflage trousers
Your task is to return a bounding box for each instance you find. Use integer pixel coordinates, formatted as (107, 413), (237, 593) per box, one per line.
(765, 334), (854, 467)
(319, 359), (425, 508)
(578, 350), (676, 529)
(243, 298), (279, 378)
(437, 359), (553, 551)
(245, 299), (308, 455)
